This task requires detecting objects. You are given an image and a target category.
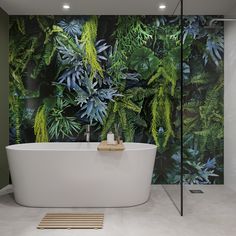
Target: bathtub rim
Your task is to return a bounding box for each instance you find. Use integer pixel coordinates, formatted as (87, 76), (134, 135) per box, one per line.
(6, 142), (157, 152)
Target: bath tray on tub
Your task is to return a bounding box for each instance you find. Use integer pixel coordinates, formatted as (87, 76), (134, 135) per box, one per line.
(97, 140), (125, 151)
(37, 213), (104, 229)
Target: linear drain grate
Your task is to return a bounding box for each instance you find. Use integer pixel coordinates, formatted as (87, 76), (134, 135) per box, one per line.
(37, 213), (104, 229)
(190, 190), (204, 194)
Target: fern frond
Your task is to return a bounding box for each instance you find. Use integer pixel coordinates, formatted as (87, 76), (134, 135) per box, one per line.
(101, 104), (116, 139)
(36, 16), (50, 32)
(148, 58), (177, 96)
(114, 16), (152, 55)
(121, 99), (141, 113)
(118, 107), (128, 130)
(151, 93), (159, 146)
(9, 92), (21, 144)
(126, 87), (155, 101)
(191, 74), (208, 85)
(80, 16), (103, 79)
(34, 105), (49, 142)
(16, 18), (25, 35)
(163, 98), (174, 147)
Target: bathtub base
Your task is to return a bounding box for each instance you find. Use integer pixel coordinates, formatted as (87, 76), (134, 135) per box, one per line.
(14, 192), (151, 208)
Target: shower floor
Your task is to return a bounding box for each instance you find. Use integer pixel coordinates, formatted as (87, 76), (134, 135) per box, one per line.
(0, 185), (236, 236)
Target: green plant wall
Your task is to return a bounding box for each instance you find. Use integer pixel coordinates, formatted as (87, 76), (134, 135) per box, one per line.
(9, 15), (224, 184)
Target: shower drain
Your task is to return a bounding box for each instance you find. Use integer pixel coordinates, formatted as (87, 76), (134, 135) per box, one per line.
(189, 190), (204, 194)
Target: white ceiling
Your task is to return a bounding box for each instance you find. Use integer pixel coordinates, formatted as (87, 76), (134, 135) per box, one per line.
(0, 0), (236, 15)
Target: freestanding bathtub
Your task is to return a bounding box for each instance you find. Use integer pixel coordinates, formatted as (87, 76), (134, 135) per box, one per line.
(6, 142), (157, 207)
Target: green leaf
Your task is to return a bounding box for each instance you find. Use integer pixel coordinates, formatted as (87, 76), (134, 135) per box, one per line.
(16, 18), (25, 35)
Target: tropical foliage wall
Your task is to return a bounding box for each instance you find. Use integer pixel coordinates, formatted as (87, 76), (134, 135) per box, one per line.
(9, 15), (224, 184)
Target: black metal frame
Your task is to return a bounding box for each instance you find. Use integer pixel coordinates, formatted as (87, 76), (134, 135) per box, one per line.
(180, 0), (184, 217)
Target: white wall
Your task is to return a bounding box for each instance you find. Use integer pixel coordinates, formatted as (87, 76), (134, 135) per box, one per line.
(224, 21), (236, 192)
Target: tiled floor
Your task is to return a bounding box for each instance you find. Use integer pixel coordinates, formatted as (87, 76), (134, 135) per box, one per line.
(0, 185), (236, 236)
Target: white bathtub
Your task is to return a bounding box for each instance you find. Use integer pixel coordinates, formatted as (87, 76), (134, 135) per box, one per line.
(6, 142), (157, 207)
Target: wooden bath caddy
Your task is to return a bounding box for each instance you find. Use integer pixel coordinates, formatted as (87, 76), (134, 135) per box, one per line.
(97, 140), (125, 151)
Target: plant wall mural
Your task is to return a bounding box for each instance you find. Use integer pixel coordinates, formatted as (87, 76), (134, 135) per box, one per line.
(9, 15), (224, 184)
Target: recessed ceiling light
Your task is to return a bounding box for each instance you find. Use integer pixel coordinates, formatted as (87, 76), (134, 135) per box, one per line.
(62, 3), (70, 10)
(159, 4), (167, 10)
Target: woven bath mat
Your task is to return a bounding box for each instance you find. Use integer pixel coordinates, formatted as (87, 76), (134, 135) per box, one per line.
(37, 213), (104, 229)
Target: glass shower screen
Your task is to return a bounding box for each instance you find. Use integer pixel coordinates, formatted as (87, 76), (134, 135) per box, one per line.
(161, 0), (183, 216)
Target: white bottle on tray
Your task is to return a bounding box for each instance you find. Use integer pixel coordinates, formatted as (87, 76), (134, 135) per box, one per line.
(107, 131), (115, 144)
